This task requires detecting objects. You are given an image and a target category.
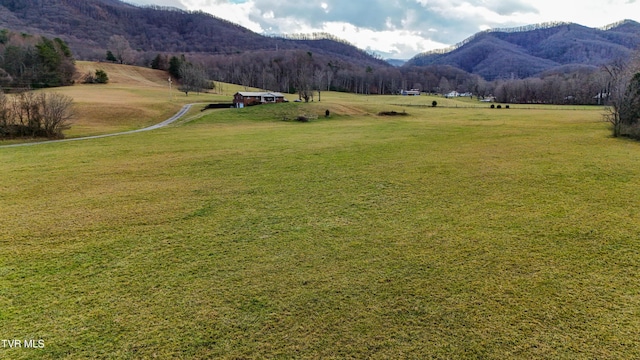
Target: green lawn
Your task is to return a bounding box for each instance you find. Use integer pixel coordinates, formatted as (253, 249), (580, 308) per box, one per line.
(1, 95), (640, 358)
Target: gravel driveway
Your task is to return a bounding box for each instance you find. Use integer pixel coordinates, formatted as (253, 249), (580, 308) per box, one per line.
(0, 104), (194, 149)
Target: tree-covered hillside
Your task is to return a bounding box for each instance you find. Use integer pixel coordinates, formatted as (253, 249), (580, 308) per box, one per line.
(407, 21), (640, 80)
(0, 0), (386, 68)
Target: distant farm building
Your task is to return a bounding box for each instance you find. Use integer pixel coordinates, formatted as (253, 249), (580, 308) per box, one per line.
(445, 91), (473, 98)
(233, 92), (287, 108)
(400, 89), (421, 96)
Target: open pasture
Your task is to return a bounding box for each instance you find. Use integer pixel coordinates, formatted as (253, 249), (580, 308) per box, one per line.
(1, 75), (640, 358)
(56, 62), (243, 138)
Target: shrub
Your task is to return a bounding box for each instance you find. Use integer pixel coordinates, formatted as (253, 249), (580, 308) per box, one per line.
(490, 104), (495, 109)
(378, 111), (408, 116)
(497, 105), (502, 109)
(83, 69), (109, 84)
(82, 72), (95, 84)
(621, 123), (640, 140)
(432, 101), (437, 107)
(95, 69), (109, 84)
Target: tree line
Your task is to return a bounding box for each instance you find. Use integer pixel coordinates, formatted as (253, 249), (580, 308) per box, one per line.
(164, 48), (613, 107)
(0, 30), (75, 90)
(0, 30), (76, 139)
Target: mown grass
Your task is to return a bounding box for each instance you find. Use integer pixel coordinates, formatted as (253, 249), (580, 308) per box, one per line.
(2, 81), (640, 358)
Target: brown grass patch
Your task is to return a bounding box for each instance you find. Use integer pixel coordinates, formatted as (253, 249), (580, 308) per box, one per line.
(74, 62), (170, 87)
(40, 61), (223, 137)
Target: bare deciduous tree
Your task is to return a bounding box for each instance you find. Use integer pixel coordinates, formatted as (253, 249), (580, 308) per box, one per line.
(603, 54), (640, 137)
(0, 91), (73, 138)
(178, 63), (211, 96)
(293, 51), (314, 102)
(40, 93), (74, 138)
(0, 92), (11, 130)
(108, 35), (134, 65)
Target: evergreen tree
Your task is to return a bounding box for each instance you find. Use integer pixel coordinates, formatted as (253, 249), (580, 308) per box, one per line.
(95, 69), (109, 84)
(106, 50), (117, 62)
(33, 36), (75, 87)
(151, 54), (168, 70)
(168, 55), (185, 79)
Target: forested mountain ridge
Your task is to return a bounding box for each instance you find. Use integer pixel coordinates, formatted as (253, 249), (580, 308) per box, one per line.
(1, 0), (638, 82)
(0, 0), (386, 67)
(0, 0), (638, 106)
(407, 20), (640, 80)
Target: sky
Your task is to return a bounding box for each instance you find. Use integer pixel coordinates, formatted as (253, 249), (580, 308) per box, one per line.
(126, 0), (640, 59)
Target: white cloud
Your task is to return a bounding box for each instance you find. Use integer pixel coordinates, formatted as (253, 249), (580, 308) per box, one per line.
(529, 0), (639, 28)
(180, 0), (264, 32)
(321, 22), (448, 58)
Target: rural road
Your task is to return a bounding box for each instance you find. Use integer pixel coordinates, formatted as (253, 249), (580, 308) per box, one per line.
(0, 103), (194, 149)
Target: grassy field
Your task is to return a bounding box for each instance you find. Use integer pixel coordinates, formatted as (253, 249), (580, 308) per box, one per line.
(2, 65), (640, 358)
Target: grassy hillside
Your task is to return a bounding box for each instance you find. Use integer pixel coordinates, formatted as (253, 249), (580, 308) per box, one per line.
(2, 69), (640, 358)
(54, 62), (223, 138)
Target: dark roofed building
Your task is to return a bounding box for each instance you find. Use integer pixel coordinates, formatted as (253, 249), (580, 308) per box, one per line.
(233, 92), (287, 108)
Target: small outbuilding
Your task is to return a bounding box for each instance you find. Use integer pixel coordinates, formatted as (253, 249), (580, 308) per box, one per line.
(400, 89), (421, 96)
(233, 92), (287, 108)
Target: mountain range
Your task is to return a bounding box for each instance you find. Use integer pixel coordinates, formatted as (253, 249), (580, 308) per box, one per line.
(0, 0), (638, 81)
(406, 20), (640, 80)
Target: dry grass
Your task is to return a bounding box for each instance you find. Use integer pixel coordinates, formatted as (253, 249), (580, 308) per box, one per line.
(74, 62), (172, 87)
(49, 62), (233, 137)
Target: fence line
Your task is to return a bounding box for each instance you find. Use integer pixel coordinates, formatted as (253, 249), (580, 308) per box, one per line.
(391, 104), (607, 111)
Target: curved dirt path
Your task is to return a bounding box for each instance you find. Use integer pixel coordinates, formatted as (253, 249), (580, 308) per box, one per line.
(0, 104), (194, 149)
